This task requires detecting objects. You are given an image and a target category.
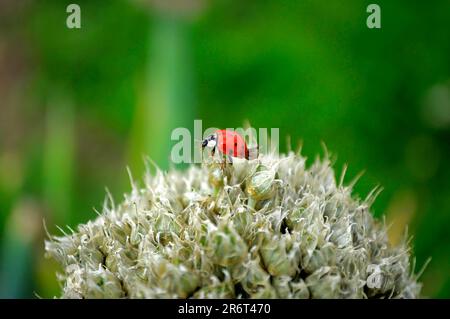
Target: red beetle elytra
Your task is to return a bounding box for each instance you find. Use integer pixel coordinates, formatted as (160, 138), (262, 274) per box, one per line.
(202, 129), (258, 162)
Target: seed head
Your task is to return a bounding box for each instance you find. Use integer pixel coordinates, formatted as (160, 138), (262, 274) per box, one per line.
(45, 152), (424, 298)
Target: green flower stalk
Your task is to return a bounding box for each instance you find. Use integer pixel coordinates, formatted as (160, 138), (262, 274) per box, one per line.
(45, 152), (423, 298)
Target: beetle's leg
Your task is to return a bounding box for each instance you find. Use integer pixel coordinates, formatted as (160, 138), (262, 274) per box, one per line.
(220, 156), (226, 170)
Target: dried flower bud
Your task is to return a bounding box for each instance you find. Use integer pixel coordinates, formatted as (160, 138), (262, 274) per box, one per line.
(208, 165), (225, 189)
(193, 274), (234, 298)
(246, 166), (276, 201)
(272, 275), (309, 299)
(306, 267), (341, 299)
(207, 223), (247, 267)
(153, 211), (180, 244)
(260, 233), (300, 277)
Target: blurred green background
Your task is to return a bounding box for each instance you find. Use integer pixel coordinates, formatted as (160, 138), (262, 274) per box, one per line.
(0, 0), (449, 298)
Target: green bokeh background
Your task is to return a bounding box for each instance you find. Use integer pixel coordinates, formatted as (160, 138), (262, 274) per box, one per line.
(0, 0), (449, 298)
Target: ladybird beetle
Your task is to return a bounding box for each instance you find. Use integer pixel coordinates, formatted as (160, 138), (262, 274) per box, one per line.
(202, 129), (258, 163)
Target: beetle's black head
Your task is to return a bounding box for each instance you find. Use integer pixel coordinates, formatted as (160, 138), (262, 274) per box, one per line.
(202, 134), (216, 149)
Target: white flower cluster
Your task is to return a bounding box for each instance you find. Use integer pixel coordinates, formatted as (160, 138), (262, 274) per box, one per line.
(45, 152), (422, 298)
